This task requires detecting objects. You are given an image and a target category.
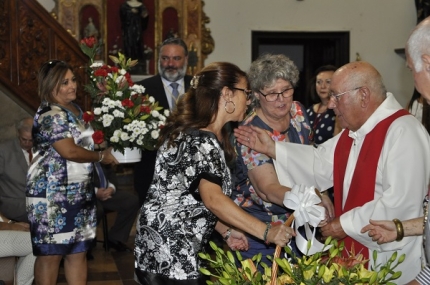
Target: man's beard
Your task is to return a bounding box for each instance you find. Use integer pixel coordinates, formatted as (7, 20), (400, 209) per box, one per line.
(158, 63), (188, 82)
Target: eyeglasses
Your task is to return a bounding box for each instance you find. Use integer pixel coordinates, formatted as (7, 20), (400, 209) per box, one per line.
(258, 87), (294, 102)
(232, 87), (253, 100)
(329, 86), (362, 102)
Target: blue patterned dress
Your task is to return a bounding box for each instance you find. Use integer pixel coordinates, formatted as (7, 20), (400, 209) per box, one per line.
(26, 101), (97, 255)
(232, 101), (312, 265)
(306, 105), (336, 145)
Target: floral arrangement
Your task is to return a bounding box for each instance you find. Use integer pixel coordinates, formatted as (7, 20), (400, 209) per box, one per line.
(79, 37), (168, 153)
(199, 237), (404, 285)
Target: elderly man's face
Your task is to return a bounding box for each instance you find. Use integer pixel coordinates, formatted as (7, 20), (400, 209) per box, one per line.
(18, 130), (33, 151)
(406, 53), (430, 104)
(328, 78), (363, 132)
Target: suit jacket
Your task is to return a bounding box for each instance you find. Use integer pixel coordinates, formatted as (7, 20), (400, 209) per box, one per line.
(134, 74), (193, 205)
(0, 138), (29, 222)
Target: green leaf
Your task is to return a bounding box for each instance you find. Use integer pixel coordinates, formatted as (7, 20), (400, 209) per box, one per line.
(200, 268), (212, 276)
(227, 251), (235, 264)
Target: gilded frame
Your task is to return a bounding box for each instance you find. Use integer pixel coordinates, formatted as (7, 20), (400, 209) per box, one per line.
(53, 0), (213, 75)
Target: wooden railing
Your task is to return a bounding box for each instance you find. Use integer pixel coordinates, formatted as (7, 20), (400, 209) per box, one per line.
(0, 0), (89, 113)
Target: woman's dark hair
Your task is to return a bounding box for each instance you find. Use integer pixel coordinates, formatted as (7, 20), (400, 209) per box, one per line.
(408, 89), (430, 134)
(158, 62), (247, 163)
(407, 88), (422, 110)
(37, 60), (74, 103)
(309, 65), (337, 103)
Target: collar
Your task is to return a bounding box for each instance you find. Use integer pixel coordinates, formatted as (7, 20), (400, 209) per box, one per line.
(161, 77), (185, 89)
(348, 92), (402, 140)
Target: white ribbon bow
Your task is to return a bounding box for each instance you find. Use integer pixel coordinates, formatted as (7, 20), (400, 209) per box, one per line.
(283, 184), (331, 255)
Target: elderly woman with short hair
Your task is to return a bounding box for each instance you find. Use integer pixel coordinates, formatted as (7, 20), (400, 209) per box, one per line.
(231, 53), (332, 266)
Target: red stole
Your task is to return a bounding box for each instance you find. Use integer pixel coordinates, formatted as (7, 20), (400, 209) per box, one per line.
(333, 109), (409, 259)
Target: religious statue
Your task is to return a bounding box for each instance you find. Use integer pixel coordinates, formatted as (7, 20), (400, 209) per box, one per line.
(83, 17), (99, 38)
(120, 0), (149, 63)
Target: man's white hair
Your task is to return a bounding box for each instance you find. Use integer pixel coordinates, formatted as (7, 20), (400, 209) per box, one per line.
(407, 18), (430, 72)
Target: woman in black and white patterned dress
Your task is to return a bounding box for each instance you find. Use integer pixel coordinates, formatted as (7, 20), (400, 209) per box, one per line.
(134, 62), (296, 285)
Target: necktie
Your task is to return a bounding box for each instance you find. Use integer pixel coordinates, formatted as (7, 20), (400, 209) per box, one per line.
(94, 162), (108, 189)
(170, 82), (179, 109)
(27, 149), (32, 163)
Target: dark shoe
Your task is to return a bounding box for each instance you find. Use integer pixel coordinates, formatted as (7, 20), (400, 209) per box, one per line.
(107, 240), (132, 252)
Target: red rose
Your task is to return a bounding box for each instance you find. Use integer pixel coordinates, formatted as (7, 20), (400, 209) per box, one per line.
(80, 37), (97, 48)
(94, 69), (108, 77)
(125, 73), (134, 87)
(92, 130), (104, 145)
(122, 99), (134, 108)
(83, 111), (94, 123)
(111, 66), (119, 74)
(140, 105), (151, 114)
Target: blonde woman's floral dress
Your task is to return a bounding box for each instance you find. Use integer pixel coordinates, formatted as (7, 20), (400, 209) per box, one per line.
(232, 101), (311, 265)
(26, 101), (97, 255)
(135, 129), (232, 284)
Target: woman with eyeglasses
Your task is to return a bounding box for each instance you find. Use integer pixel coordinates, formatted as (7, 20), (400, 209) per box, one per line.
(231, 53), (333, 267)
(134, 62), (295, 285)
(26, 60), (118, 285)
(306, 65), (341, 145)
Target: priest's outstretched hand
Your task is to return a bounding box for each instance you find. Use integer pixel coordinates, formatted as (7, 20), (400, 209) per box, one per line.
(234, 125), (276, 159)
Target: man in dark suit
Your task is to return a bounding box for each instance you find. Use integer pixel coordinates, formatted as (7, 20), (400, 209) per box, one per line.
(0, 117), (33, 222)
(93, 163), (139, 252)
(134, 37), (193, 206)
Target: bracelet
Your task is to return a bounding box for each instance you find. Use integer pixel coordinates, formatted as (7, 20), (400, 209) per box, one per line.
(8, 219), (15, 224)
(223, 228), (232, 241)
(98, 151), (104, 163)
(392, 218), (404, 242)
(263, 222), (272, 244)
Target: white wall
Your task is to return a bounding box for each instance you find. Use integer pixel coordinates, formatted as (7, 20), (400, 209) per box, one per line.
(37, 0), (55, 12)
(37, 0), (417, 106)
(204, 0), (417, 107)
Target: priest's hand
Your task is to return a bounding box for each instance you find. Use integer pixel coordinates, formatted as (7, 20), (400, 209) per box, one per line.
(319, 192), (334, 223)
(320, 217), (347, 240)
(234, 125), (276, 159)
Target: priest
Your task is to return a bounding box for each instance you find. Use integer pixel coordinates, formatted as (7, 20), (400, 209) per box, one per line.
(234, 61), (430, 284)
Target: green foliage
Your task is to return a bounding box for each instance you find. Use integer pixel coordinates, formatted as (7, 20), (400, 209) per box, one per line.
(200, 239), (404, 285)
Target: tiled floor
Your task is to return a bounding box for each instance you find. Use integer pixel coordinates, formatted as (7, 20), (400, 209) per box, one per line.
(58, 166), (138, 285)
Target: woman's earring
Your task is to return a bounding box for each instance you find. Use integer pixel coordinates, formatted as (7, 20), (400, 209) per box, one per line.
(225, 101), (236, 114)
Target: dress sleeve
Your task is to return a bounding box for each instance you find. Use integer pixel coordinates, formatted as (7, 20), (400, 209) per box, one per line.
(416, 266), (430, 285)
(37, 108), (72, 145)
(186, 137), (226, 200)
(239, 143), (272, 171)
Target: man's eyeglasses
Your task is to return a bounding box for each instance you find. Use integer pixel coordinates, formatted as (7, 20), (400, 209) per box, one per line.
(258, 87), (294, 102)
(329, 86), (362, 102)
(232, 87), (253, 100)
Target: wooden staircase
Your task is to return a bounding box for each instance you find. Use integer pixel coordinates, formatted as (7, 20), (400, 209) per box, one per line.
(0, 0), (90, 113)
